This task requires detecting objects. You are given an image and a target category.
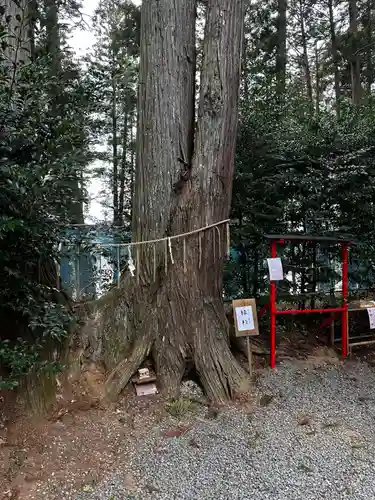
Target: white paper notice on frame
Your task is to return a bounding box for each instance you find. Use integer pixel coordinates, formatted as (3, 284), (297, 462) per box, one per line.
(367, 307), (375, 329)
(235, 306), (255, 332)
(267, 257), (283, 281)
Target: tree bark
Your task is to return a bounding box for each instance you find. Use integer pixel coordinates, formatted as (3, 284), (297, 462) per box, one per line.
(349, 0), (362, 105)
(82, 0), (249, 402)
(328, 0), (341, 115)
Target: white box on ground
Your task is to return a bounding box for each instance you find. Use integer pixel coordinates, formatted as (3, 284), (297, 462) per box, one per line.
(135, 382), (158, 396)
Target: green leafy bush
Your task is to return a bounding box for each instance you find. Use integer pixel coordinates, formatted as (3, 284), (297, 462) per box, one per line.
(0, 44), (91, 388)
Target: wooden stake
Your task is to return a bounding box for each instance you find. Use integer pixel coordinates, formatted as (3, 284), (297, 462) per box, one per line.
(246, 336), (252, 381)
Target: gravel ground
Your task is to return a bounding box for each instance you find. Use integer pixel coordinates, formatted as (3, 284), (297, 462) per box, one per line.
(77, 359), (375, 500)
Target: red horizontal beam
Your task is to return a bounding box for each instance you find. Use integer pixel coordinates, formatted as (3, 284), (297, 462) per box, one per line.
(275, 307), (346, 315)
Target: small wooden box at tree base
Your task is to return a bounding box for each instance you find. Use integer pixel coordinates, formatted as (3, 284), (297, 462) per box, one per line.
(232, 299), (259, 337)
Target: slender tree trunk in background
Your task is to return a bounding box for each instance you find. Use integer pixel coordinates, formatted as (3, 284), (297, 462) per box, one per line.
(111, 66), (119, 225)
(118, 108), (128, 224)
(252, 247), (259, 297)
(45, 0), (60, 74)
(328, 0), (341, 115)
(29, 0), (37, 61)
(299, 0), (313, 106)
(3, 0), (31, 91)
(44, 0), (84, 224)
(364, 0), (373, 93)
(349, 0), (362, 105)
(242, 27), (249, 98)
(276, 0), (287, 99)
(315, 42), (320, 115)
(129, 109), (135, 221)
(83, 0), (249, 402)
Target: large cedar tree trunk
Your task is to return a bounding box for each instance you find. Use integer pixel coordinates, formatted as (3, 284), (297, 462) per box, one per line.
(82, 0), (249, 402)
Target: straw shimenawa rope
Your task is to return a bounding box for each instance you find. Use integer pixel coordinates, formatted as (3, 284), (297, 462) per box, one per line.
(94, 219), (230, 247)
(94, 220), (230, 282)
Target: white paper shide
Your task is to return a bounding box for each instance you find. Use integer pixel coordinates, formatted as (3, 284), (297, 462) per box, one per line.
(267, 257), (283, 281)
(235, 306), (255, 332)
(367, 307), (375, 329)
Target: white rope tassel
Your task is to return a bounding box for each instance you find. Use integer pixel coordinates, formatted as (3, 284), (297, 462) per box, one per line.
(153, 243), (157, 281)
(128, 245), (135, 277)
(168, 237), (174, 264)
(226, 222), (230, 260)
(165, 239), (168, 274)
(213, 227), (216, 260)
(199, 232), (202, 268)
(183, 238), (187, 273)
(136, 246), (140, 284)
(215, 226), (221, 258)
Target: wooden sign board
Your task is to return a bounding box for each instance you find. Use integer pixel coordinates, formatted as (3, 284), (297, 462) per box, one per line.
(232, 299), (259, 337)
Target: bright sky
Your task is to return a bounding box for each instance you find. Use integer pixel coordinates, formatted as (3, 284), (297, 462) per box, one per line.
(69, 0), (141, 223)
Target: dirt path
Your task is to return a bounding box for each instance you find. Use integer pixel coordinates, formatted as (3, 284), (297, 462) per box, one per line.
(2, 349), (375, 500)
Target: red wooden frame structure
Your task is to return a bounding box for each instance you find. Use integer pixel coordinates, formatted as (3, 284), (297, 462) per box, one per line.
(264, 234), (353, 368)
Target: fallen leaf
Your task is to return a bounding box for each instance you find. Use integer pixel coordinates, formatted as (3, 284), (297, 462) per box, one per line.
(322, 421), (340, 429)
(259, 394), (274, 407)
(188, 438), (201, 449)
(298, 416), (311, 426)
(163, 426), (190, 438)
(205, 408), (220, 420)
(298, 463), (314, 473)
(359, 396), (371, 402)
(145, 483), (159, 493)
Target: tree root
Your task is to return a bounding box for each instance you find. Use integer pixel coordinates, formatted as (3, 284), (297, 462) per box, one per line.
(194, 300), (250, 401)
(82, 279), (250, 402)
(104, 334), (154, 401)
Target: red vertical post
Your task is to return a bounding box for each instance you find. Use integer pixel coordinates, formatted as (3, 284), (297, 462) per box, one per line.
(270, 240), (277, 368)
(341, 243), (349, 358)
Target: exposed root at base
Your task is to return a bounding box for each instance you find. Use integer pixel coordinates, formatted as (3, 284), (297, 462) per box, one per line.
(104, 335), (154, 401)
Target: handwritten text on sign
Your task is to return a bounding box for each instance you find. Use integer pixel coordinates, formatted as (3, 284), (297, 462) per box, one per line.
(235, 306), (255, 332)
